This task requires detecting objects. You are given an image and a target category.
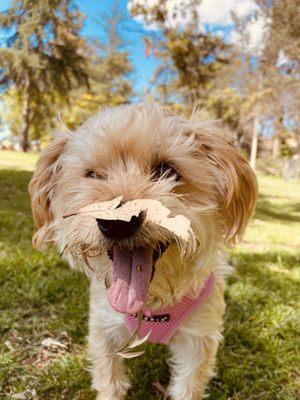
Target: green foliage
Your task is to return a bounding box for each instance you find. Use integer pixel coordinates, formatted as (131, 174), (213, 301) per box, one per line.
(130, 0), (231, 106)
(0, 154), (299, 399)
(203, 88), (241, 129)
(263, 0), (300, 65)
(0, 0), (92, 150)
(60, 3), (133, 129)
(0, 86), (58, 140)
(130, 0), (300, 157)
(0, 0), (90, 91)
(0, 1), (133, 142)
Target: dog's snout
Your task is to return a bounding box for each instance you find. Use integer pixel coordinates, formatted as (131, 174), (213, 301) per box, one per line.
(96, 213), (143, 240)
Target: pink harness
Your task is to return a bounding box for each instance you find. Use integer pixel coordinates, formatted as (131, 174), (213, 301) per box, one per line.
(124, 273), (215, 344)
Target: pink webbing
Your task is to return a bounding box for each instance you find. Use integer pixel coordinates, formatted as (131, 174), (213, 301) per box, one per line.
(124, 272), (215, 344)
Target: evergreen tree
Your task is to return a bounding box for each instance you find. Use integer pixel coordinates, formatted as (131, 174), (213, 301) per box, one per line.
(0, 0), (91, 151)
(59, 1), (133, 128)
(92, 1), (133, 106)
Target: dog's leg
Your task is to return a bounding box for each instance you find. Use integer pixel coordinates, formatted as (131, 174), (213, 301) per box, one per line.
(88, 281), (131, 400)
(168, 332), (221, 400)
(88, 321), (130, 400)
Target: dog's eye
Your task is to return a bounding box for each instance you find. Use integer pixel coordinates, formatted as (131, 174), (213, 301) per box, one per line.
(153, 162), (180, 181)
(86, 170), (103, 179)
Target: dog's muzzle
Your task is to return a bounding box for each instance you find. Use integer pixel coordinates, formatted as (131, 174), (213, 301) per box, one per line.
(96, 213), (143, 240)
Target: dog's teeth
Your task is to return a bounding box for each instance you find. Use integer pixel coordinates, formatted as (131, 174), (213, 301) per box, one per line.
(150, 318), (154, 321)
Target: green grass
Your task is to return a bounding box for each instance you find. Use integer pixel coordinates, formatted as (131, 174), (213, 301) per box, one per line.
(0, 151), (299, 400)
(0, 150), (38, 171)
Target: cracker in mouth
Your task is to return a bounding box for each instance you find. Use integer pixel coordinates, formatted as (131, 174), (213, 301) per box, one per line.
(64, 196), (191, 314)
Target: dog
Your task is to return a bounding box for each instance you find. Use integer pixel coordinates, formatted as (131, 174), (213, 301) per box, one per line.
(29, 103), (257, 400)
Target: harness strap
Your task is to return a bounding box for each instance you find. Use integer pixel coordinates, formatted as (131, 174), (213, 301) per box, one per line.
(124, 272), (215, 344)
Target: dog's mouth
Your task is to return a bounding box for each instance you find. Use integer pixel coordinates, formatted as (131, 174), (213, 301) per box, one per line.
(107, 242), (168, 314)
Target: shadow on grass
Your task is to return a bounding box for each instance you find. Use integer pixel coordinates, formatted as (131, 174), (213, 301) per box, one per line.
(228, 251), (299, 311)
(254, 193), (300, 223)
(0, 169), (32, 202)
(0, 169), (34, 246)
(208, 250), (300, 399)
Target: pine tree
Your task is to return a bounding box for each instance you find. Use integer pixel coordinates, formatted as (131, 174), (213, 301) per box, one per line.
(58, 1), (133, 128)
(0, 0), (91, 151)
(93, 1), (133, 106)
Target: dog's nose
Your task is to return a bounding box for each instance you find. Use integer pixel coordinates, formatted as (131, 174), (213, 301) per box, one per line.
(96, 213), (144, 240)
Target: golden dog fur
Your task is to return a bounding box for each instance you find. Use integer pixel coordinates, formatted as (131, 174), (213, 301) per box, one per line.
(29, 103), (257, 400)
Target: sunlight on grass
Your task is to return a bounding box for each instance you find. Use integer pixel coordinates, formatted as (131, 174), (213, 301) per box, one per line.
(0, 159), (299, 399)
(241, 175), (300, 251)
(0, 150), (38, 171)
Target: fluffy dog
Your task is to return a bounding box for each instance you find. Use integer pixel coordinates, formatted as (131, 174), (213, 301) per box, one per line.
(29, 103), (257, 400)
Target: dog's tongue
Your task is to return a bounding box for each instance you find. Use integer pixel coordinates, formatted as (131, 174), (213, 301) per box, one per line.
(108, 246), (153, 314)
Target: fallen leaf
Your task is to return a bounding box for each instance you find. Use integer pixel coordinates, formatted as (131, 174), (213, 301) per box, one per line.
(11, 394), (26, 400)
(41, 337), (68, 351)
(66, 197), (191, 241)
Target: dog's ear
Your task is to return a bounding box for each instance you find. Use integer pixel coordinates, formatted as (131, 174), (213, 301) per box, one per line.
(192, 127), (258, 245)
(28, 136), (68, 250)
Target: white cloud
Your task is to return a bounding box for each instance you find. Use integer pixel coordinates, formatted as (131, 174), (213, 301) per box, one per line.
(230, 14), (270, 55)
(128, 0), (258, 27)
(128, 0), (268, 54)
(198, 0), (258, 25)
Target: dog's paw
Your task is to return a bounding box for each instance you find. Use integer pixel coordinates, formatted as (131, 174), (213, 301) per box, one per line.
(95, 390), (125, 400)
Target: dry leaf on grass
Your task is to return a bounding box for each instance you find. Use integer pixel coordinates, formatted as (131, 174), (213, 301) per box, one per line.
(64, 196), (191, 241)
(41, 337), (68, 351)
(35, 334), (70, 368)
(11, 394), (27, 400)
(10, 389), (37, 399)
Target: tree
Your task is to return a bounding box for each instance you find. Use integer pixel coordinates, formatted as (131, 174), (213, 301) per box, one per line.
(261, 0), (300, 66)
(0, 85), (64, 143)
(129, 0), (231, 109)
(200, 0), (300, 163)
(0, 0), (91, 151)
(93, 1), (133, 106)
(260, 0), (300, 157)
(58, 2), (133, 129)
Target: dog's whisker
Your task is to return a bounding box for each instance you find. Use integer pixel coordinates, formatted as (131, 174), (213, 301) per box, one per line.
(80, 245), (96, 273)
(60, 244), (68, 258)
(104, 272), (110, 289)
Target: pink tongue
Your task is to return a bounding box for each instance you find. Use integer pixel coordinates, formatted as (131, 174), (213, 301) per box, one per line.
(108, 246), (153, 314)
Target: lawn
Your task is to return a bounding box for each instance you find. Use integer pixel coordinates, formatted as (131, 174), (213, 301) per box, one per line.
(0, 151), (38, 171)
(0, 151), (299, 400)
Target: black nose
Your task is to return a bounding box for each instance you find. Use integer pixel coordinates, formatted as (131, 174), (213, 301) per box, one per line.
(96, 213), (144, 240)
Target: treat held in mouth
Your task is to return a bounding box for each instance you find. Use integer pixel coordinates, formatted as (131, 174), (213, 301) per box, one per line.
(68, 197), (192, 314)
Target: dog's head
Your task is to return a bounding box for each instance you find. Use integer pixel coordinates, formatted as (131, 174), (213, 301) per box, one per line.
(29, 104), (257, 312)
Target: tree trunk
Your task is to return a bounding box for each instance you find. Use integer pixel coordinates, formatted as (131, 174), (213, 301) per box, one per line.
(21, 75), (30, 152)
(272, 115), (284, 157)
(272, 136), (281, 157)
(250, 116), (258, 171)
